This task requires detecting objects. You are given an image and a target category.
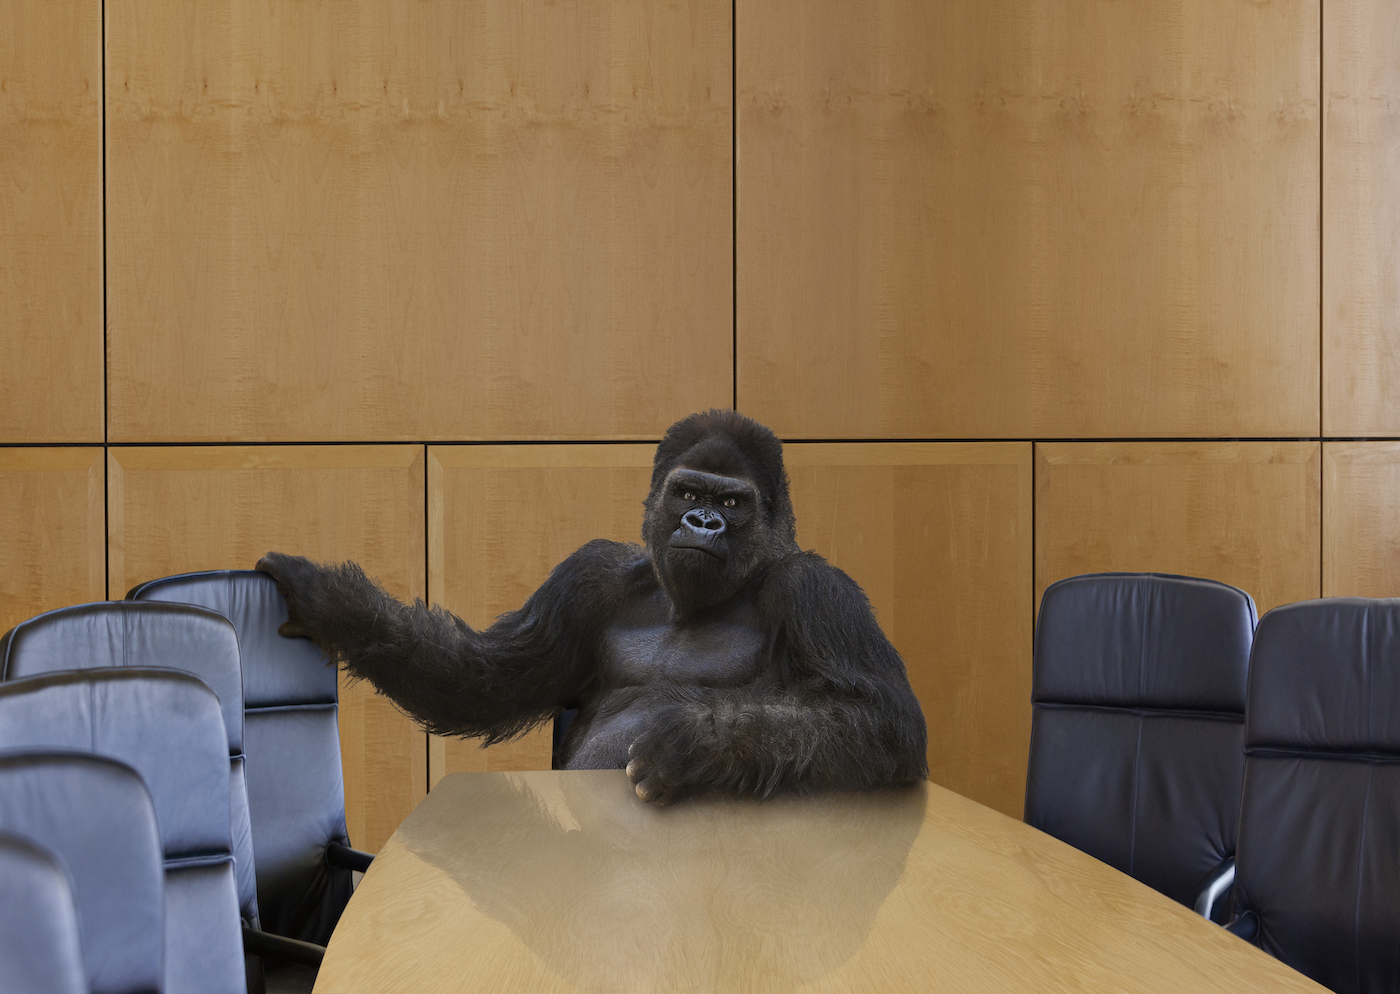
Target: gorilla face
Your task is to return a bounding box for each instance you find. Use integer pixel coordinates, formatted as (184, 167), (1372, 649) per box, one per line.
(642, 411), (799, 617)
(651, 467), (764, 612)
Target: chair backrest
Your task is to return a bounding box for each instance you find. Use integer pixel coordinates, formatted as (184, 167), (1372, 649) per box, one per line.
(1026, 572), (1256, 908)
(128, 571), (353, 943)
(0, 670), (245, 994)
(0, 833), (89, 994)
(0, 601), (258, 931)
(0, 755), (164, 994)
(1234, 598), (1400, 994)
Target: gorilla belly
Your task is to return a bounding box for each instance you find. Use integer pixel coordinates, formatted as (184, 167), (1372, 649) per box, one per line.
(563, 614), (769, 769)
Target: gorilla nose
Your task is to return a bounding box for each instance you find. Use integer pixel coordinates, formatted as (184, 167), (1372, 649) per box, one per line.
(682, 509), (726, 534)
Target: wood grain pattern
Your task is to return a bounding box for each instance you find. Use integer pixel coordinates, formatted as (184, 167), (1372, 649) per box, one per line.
(786, 443), (1032, 819)
(738, 0), (1320, 439)
(105, 0), (731, 443)
(0, 0), (103, 442)
(107, 445), (427, 852)
(1323, 2), (1400, 435)
(0, 449), (105, 633)
(1036, 442), (1321, 616)
(426, 445), (655, 784)
(315, 771), (1326, 994)
(1322, 442), (1400, 598)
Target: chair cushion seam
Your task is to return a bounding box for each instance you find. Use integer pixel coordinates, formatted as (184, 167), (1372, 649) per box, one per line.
(1032, 701), (1243, 722)
(1246, 746), (1400, 764)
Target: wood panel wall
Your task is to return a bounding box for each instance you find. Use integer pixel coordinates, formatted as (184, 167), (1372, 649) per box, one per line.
(786, 444), (1033, 818)
(105, 0), (732, 442)
(3, 0), (1398, 840)
(737, 0), (1320, 439)
(1035, 443), (1322, 615)
(0, 449), (104, 633)
(1323, 2), (1400, 435)
(0, 0), (103, 442)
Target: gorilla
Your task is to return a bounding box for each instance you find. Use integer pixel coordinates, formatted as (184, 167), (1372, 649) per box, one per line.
(258, 410), (928, 805)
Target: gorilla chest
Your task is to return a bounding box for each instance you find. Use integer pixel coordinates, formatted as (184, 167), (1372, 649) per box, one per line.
(600, 617), (767, 688)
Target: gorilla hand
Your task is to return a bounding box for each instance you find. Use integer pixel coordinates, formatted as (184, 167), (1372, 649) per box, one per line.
(625, 701), (725, 806)
(255, 551), (328, 641)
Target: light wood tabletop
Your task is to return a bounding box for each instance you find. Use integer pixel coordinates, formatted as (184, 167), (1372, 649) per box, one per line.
(314, 771), (1323, 994)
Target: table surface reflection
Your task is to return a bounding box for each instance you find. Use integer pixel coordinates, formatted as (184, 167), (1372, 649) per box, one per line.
(314, 770), (1322, 993)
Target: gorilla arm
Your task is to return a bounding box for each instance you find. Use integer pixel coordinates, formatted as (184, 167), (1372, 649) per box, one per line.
(256, 542), (635, 745)
(625, 553), (929, 805)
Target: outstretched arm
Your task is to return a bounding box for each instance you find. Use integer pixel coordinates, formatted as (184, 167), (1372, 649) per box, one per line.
(257, 542), (639, 744)
(625, 553), (928, 804)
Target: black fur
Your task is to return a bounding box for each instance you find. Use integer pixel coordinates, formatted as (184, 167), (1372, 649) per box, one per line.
(258, 410), (928, 805)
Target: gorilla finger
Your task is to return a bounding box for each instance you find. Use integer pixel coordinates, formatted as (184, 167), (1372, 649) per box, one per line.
(625, 759), (646, 783)
(256, 552), (297, 581)
(632, 772), (670, 804)
(649, 786), (676, 807)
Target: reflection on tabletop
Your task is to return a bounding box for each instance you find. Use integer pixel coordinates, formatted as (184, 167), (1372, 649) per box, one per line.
(397, 772), (924, 992)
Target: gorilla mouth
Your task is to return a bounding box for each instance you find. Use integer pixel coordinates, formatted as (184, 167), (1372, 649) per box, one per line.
(668, 536), (724, 560)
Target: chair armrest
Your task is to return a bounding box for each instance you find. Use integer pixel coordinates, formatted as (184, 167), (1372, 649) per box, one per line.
(327, 843), (374, 873)
(1224, 910), (1259, 942)
(1193, 857), (1235, 921)
(242, 926), (325, 966)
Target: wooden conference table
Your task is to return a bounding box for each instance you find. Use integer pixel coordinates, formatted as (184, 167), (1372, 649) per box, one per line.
(315, 771), (1322, 993)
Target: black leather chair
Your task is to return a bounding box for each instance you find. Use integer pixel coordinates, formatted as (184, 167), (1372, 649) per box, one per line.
(0, 669), (245, 994)
(127, 571), (372, 949)
(0, 601), (259, 936)
(1225, 598), (1400, 993)
(1026, 573), (1255, 913)
(0, 753), (165, 994)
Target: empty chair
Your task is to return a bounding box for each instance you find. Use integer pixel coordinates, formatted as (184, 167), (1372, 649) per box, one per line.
(0, 754), (165, 994)
(127, 571), (369, 946)
(1227, 598), (1400, 993)
(0, 602), (259, 935)
(0, 669), (245, 994)
(0, 832), (89, 994)
(1026, 573), (1255, 912)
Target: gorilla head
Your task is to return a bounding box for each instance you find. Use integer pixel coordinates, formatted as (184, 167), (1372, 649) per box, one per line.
(642, 410), (800, 615)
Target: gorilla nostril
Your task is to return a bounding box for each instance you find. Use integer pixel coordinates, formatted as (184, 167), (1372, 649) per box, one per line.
(683, 510), (725, 533)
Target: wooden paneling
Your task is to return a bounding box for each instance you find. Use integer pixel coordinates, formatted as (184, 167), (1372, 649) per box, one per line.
(1323, 442), (1400, 598)
(0, 449), (105, 633)
(1323, 3), (1400, 435)
(426, 444), (654, 786)
(738, 0), (1320, 439)
(785, 443), (1033, 819)
(1037, 442), (1321, 615)
(0, 1), (103, 442)
(107, 445), (427, 852)
(105, 0), (732, 443)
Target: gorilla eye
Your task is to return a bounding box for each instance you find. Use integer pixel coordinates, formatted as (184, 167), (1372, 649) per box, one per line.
(683, 492), (696, 502)
(724, 498), (736, 508)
